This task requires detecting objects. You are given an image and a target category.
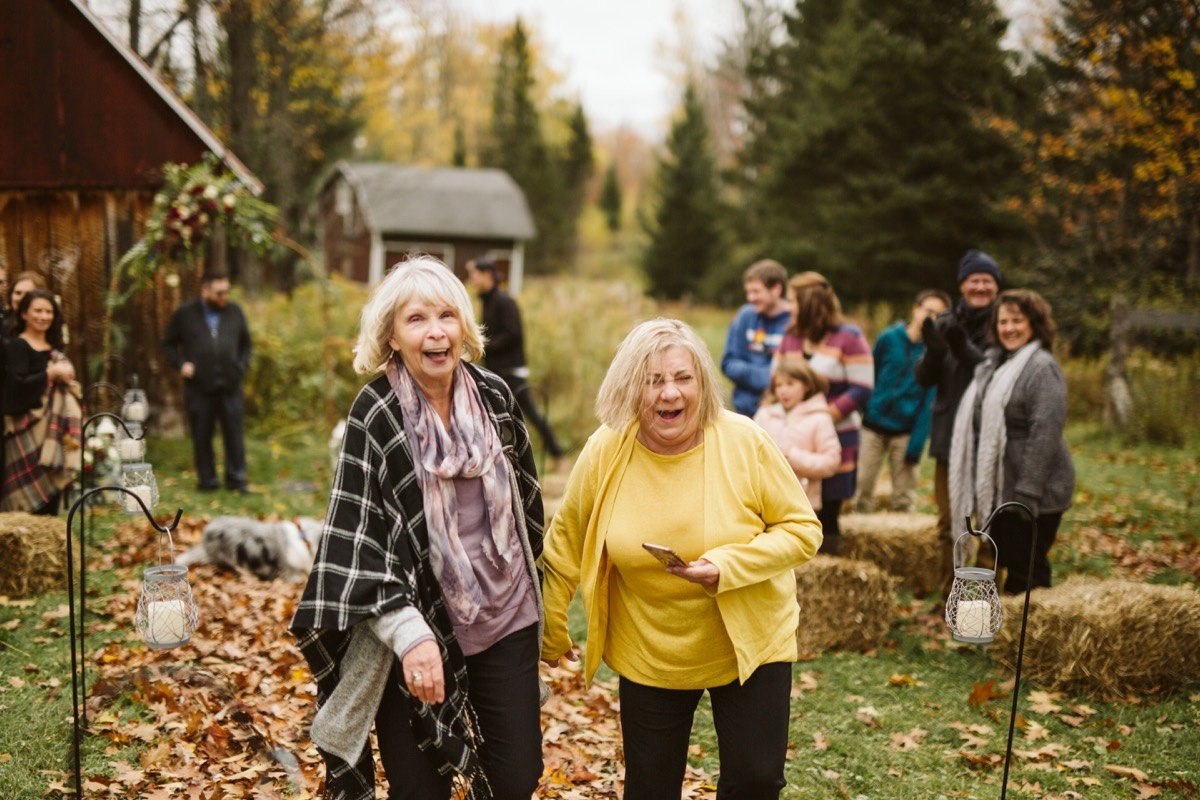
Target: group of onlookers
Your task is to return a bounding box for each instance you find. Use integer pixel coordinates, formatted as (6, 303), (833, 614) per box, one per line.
(722, 250), (1076, 597)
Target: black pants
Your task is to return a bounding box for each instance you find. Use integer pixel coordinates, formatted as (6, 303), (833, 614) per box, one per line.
(501, 373), (563, 458)
(993, 509), (1062, 595)
(619, 662), (791, 800)
(185, 387), (247, 489)
(816, 503), (842, 555)
(375, 623), (543, 800)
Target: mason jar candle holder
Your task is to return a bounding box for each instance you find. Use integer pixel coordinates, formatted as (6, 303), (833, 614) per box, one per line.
(135, 564), (199, 649)
(945, 529), (1004, 644)
(120, 462), (158, 515)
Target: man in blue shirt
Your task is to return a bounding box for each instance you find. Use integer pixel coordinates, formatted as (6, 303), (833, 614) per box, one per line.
(720, 259), (791, 416)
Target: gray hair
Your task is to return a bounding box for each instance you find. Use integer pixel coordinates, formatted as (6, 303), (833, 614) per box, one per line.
(352, 256), (485, 374)
(595, 318), (724, 429)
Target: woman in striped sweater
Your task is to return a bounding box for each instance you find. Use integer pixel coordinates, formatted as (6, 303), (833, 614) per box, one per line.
(775, 272), (873, 554)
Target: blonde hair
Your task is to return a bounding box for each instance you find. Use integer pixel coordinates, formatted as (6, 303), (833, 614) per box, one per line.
(595, 318), (724, 429)
(770, 353), (828, 401)
(352, 256), (485, 374)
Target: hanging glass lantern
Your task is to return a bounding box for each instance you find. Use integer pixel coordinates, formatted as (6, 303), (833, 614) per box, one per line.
(945, 529), (1004, 644)
(135, 564), (199, 649)
(121, 375), (150, 424)
(116, 423), (146, 462)
(120, 462), (158, 515)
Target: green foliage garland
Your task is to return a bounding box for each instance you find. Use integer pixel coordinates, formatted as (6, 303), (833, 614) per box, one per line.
(111, 154), (279, 308)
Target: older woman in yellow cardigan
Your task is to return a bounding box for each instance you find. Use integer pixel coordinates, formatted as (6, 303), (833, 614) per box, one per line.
(541, 318), (822, 800)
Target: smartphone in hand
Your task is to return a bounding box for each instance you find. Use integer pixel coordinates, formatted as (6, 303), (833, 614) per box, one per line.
(642, 542), (687, 569)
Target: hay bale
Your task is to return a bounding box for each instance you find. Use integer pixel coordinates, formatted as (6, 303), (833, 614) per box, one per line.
(990, 579), (1200, 700)
(795, 556), (899, 656)
(840, 512), (941, 597)
(0, 512), (75, 598)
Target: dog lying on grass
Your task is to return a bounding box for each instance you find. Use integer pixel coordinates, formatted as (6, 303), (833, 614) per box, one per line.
(177, 516), (324, 581)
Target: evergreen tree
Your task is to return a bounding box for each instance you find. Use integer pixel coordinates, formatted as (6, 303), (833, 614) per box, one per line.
(483, 20), (565, 274)
(451, 120), (467, 167)
(740, 0), (1031, 301)
(560, 101), (595, 257)
(600, 163), (623, 232)
(642, 83), (726, 299)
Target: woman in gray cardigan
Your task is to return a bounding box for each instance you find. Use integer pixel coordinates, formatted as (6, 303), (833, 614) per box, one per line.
(949, 289), (1075, 594)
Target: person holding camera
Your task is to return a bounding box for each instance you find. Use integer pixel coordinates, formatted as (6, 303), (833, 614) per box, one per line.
(540, 318), (821, 800)
(914, 250), (1001, 597)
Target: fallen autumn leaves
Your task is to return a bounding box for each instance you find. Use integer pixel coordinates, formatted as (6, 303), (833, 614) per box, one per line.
(41, 518), (720, 798)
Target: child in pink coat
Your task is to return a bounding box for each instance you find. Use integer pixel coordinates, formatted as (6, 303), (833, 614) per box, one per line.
(753, 355), (842, 511)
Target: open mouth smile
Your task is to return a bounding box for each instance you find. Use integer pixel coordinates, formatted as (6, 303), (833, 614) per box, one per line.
(657, 409), (683, 421)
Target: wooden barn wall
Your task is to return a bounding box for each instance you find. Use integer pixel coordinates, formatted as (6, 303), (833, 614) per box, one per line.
(0, 191), (190, 433)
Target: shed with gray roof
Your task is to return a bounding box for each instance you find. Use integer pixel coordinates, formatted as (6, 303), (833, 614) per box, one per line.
(318, 161), (537, 291)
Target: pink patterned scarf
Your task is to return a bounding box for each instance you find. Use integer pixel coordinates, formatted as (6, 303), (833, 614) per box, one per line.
(386, 357), (520, 626)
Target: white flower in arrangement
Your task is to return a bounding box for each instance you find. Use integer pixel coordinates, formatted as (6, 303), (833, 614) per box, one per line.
(203, 184), (219, 200)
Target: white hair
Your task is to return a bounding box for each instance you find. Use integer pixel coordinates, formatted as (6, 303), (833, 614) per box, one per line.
(352, 256), (485, 374)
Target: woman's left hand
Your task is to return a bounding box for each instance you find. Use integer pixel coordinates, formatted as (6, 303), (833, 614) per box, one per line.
(667, 558), (719, 589)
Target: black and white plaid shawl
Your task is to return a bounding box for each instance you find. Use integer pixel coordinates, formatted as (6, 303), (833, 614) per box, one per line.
(290, 363), (544, 800)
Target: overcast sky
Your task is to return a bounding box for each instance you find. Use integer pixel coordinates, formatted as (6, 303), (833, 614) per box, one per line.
(461, 0), (741, 137)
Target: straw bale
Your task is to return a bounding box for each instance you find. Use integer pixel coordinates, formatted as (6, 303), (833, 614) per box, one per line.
(990, 579), (1200, 700)
(840, 512), (941, 597)
(0, 512), (75, 598)
(795, 556), (899, 656)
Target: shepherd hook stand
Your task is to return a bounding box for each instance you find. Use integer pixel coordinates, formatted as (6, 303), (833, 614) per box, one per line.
(969, 500), (1038, 800)
(64, 487), (184, 800)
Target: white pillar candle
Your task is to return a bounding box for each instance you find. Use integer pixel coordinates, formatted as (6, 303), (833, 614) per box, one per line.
(956, 600), (992, 637)
(124, 401), (148, 422)
(118, 438), (145, 460)
(146, 599), (187, 645)
(122, 485), (153, 513)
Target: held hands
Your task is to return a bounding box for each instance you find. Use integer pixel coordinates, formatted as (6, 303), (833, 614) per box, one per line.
(542, 647), (580, 669)
(401, 639), (445, 705)
(666, 558), (720, 589)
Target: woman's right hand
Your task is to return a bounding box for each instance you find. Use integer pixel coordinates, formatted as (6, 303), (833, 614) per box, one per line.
(401, 639), (445, 705)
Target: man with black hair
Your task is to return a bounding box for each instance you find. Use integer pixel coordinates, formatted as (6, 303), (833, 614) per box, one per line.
(162, 274), (252, 493)
(467, 260), (565, 464)
(916, 249), (1001, 597)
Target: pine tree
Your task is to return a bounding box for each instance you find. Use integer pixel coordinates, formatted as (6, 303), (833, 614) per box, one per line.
(642, 83), (726, 299)
(740, 0), (1030, 301)
(599, 163), (623, 232)
(483, 20), (565, 274)
(559, 101), (595, 258)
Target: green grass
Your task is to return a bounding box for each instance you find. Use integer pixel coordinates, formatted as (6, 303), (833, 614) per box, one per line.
(0, 429), (329, 799)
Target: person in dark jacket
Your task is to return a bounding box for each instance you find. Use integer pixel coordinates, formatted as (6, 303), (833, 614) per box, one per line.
(915, 250), (1001, 597)
(466, 259), (564, 462)
(162, 274), (252, 492)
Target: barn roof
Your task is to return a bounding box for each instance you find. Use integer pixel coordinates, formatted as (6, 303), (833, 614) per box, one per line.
(0, 0), (259, 192)
(334, 162), (536, 240)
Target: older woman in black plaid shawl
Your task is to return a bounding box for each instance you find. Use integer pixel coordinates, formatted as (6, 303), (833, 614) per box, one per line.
(291, 257), (545, 800)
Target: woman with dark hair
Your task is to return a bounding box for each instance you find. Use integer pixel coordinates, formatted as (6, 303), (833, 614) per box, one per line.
(775, 272), (873, 554)
(2, 288), (81, 514)
(949, 289), (1075, 594)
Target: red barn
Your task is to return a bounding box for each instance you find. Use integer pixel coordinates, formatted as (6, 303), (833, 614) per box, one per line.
(0, 0), (260, 427)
